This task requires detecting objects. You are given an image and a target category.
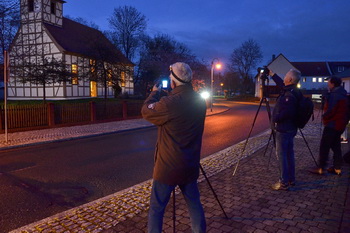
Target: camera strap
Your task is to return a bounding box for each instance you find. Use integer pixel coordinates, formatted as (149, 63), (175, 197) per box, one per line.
(170, 69), (191, 84)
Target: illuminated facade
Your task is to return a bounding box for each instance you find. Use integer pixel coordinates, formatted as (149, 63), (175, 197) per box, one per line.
(9, 0), (134, 100)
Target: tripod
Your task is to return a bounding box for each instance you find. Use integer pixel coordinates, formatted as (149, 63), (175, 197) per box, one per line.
(233, 73), (319, 176)
(233, 75), (277, 176)
(171, 164), (228, 233)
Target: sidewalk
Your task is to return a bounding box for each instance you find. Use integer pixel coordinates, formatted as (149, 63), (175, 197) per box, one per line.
(7, 105), (350, 233)
(0, 105), (229, 150)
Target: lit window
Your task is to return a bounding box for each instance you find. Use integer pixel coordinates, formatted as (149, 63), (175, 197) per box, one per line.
(89, 59), (96, 73)
(51, 1), (56, 14)
(318, 77), (323, 82)
(303, 78), (306, 82)
(121, 72), (126, 87)
(107, 70), (113, 86)
(297, 83), (301, 88)
(312, 77), (317, 82)
(324, 78), (328, 83)
(71, 64), (78, 85)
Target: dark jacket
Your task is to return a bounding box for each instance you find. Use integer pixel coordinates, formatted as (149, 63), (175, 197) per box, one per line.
(141, 85), (206, 185)
(271, 74), (301, 133)
(323, 86), (348, 132)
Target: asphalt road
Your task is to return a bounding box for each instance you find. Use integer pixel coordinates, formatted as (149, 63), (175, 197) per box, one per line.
(0, 101), (270, 232)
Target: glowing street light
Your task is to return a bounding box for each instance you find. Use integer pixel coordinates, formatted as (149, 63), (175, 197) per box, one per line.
(200, 91), (210, 100)
(210, 58), (222, 112)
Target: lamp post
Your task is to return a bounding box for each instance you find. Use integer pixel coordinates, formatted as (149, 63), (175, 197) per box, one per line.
(210, 58), (222, 112)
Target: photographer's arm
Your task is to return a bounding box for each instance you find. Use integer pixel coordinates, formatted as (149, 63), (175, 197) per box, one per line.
(141, 87), (170, 126)
(271, 74), (284, 88)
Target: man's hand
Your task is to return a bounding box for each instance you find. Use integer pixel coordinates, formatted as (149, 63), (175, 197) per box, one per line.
(152, 84), (161, 92)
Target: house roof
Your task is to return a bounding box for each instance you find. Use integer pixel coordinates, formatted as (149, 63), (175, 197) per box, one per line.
(337, 68), (350, 78)
(290, 62), (330, 76)
(44, 18), (133, 66)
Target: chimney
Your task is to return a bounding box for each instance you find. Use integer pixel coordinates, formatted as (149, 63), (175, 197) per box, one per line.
(272, 54), (276, 61)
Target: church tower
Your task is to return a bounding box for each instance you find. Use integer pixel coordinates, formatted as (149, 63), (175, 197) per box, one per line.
(20, 0), (65, 27)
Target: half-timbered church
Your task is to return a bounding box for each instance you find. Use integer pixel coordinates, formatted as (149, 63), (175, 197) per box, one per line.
(9, 0), (134, 100)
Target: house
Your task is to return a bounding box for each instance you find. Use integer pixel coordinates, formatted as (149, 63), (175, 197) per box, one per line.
(9, 0), (134, 100)
(255, 54), (350, 98)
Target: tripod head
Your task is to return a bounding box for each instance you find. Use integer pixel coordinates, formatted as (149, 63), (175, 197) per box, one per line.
(257, 66), (270, 98)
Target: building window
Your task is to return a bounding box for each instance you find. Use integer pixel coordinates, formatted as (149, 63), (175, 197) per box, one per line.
(28, 0), (34, 12)
(303, 77), (306, 82)
(121, 71), (126, 87)
(312, 77), (317, 82)
(51, 1), (56, 14)
(71, 64), (78, 85)
(324, 78), (328, 83)
(107, 69), (113, 87)
(338, 66), (345, 73)
(318, 77), (323, 82)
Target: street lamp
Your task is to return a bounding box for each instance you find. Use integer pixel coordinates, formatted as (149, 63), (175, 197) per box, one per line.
(210, 58), (222, 112)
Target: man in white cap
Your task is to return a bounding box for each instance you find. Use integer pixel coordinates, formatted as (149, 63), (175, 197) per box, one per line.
(142, 62), (207, 232)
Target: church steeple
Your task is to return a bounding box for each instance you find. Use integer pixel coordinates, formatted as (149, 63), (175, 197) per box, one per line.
(21, 0), (65, 27)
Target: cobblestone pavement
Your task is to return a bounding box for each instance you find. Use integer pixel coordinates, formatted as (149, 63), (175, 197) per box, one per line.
(7, 105), (350, 233)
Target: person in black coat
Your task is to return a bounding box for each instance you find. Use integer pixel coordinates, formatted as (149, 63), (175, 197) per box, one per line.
(269, 68), (302, 191)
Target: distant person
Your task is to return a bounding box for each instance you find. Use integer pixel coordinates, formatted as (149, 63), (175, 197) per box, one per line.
(142, 62), (207, 233)
(309, 76), (349, 175)
(269, 68), (302, 191)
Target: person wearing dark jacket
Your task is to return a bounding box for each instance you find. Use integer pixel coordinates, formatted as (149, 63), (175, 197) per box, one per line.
(310, 76), (349, 175)
(142, 62), (206, 233)
(269, 69), (302, 191)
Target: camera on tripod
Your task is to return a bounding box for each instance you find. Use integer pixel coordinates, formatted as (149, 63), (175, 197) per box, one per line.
(257, 66), (270, 80)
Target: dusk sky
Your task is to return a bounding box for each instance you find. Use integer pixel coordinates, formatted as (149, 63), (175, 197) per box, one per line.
(64, 0), (350, 66)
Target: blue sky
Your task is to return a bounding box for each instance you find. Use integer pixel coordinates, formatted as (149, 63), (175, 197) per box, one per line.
(64, 0), (350, 66)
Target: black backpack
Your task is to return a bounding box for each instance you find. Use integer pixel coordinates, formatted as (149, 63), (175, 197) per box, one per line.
(292, 90), (314, 129)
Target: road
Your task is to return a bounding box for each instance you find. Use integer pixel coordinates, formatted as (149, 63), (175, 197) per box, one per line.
(0, 101), (270, 232)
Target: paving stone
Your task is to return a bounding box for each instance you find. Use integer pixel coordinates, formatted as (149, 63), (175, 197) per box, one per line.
(7, 119), (350, 233)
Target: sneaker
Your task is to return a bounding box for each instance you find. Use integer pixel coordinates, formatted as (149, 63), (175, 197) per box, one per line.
(308, 167), (326, 175)
(327, 167), (342, 175)
(271, 182), (289, 191)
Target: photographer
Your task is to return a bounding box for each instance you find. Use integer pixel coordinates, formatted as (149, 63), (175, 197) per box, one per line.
(141, 62), (207, 233)
(269, 68), (302, 191)
(309, 76), (348, 175)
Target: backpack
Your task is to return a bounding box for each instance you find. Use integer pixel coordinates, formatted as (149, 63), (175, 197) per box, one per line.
(292, 91), (314, 129)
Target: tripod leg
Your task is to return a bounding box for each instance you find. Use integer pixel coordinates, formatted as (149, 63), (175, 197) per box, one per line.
(172, 189), (176, 233)
(200, 164), (228, 219)
(233, 97), (265, 176)
(299, 129), (319, 167)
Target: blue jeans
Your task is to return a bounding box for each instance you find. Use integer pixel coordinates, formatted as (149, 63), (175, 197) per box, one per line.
(148, 180), (206, 233)
(275, 130), (297, 185)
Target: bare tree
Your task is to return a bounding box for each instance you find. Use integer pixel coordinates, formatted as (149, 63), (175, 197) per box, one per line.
(0, 0), (20, 63)
(108, 6), (147, 61)
(136, 33), (200, 95)
(10, 29), (72, 102)
(229, 39), (263, 94)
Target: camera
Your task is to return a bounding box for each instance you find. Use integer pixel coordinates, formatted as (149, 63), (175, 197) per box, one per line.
(257, 66), (270, 80)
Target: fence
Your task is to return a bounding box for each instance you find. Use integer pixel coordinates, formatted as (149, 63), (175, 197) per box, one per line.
(0, 101), (143, 132)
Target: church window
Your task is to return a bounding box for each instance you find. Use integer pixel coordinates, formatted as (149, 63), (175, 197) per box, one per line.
(28, 0), (34, 12)
(51, 1), (56, 14)
(71, 64), (78, 85)
(121, 71), (126, 87)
